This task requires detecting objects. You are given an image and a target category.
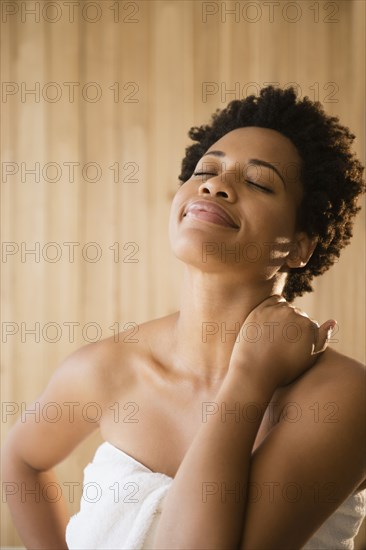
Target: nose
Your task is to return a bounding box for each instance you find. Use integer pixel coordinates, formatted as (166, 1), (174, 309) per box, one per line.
(198, 174), (238, 202)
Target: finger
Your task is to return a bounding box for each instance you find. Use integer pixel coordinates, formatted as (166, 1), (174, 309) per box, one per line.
(313, 319), (337, 355)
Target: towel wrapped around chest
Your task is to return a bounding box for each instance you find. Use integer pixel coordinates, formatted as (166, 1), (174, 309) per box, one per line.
(66, 441), (366, 549)
(65, 442), (173, 549)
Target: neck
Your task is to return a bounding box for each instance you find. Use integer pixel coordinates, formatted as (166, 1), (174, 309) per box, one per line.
(170, 266), (285, 389)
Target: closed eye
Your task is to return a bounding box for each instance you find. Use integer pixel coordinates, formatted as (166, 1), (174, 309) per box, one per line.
(193, 171), (217, 177)
(194, 172), (274, 194)
(246, 180), (273, 194)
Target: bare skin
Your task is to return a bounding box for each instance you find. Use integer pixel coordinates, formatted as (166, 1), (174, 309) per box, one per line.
(2, 127), (365, 549)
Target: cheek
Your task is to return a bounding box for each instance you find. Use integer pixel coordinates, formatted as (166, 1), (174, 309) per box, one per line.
(169, 181), (195, 224)
(270, 193), (300, 229)
(168, 189), (185, 242)
(168, 204), (178, 245)
(282, 197), (301, 233)
(247, 201), (298, 241)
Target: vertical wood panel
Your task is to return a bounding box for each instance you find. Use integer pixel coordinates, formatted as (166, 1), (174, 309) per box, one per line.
(43, 15), (88, 525)
(115, 0), (153, 324)
(1, 9), (18, 546)
(1, 1), (365, 546)
(42, 11), (82, 376)
(81, 11), (117, 329)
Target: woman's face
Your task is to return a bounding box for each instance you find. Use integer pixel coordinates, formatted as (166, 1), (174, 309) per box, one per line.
(169, 126), (306, 282)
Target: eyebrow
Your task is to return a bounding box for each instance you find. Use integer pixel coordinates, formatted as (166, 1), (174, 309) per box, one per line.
(203, 150), (225, 158)
(202, 150), (286, 188)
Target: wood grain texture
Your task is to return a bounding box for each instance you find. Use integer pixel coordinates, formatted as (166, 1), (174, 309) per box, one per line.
(1, 0), (365, 546)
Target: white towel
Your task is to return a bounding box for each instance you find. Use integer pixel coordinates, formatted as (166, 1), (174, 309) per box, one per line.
(65, 442), (173, 549)
(302, 489), (366, 549)
(66, 441), (366, 549)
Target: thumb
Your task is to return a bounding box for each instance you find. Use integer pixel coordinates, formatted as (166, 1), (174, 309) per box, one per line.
(313, 319), (337, 355)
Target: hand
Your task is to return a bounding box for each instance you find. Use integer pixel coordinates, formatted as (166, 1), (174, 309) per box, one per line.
(229, 295), (336, 391)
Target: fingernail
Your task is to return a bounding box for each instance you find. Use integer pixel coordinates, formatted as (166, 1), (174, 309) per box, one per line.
(327, 321), (337, 339)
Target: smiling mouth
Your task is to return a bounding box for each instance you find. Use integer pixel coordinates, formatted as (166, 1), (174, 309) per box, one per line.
(183, 202), (239, 229)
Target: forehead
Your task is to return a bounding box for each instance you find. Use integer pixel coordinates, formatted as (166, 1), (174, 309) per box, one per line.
(207, 127), (301, 167)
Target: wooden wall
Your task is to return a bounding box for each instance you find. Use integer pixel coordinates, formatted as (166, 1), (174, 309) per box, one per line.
(1, 0), (365, 546)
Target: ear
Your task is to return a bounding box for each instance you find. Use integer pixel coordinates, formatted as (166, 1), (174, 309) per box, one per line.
(285, 232), (318, 268)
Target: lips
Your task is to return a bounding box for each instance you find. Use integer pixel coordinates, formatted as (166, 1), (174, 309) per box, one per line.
(183, 200), (239, 229)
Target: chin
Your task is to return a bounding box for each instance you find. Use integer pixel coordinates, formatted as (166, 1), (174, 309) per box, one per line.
(169, 228), (224, 271)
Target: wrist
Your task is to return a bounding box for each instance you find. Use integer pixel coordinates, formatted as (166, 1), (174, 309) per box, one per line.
(222, 364), (276, 404)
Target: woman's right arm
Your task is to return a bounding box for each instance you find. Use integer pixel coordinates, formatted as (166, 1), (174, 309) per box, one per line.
(1, 342), (104, 549)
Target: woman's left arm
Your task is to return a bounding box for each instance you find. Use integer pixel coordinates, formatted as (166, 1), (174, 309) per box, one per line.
(238, 352), (365, 549)
(152, 298), (365, 549)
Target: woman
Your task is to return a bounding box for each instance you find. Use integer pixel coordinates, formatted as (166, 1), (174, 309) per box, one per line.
(2, 86), (366, 549)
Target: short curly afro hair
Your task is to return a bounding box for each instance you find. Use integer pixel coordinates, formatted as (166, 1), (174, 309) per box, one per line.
(178, 86), (365, 302)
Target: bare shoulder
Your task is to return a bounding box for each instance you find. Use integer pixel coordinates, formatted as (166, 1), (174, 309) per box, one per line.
(68, 312), (177, 401)
(273, 346), (366, 436)
(241, 348), (366, 548)
(272, 346), (366, 488)
(2, 319), (167, 471)
(309, 346), (365, 379)
(263, 346), (366, 448)
(45, 328), (140, 405)
(280, 346), (365, 406)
